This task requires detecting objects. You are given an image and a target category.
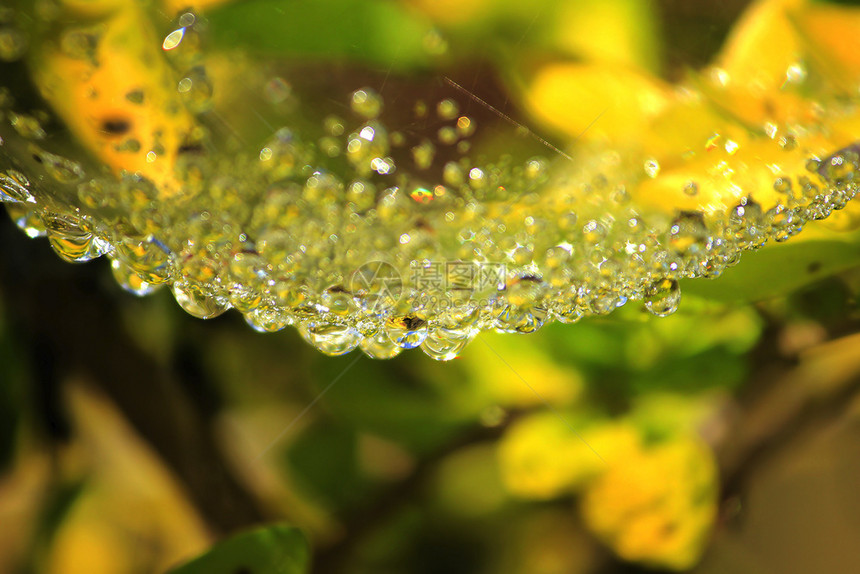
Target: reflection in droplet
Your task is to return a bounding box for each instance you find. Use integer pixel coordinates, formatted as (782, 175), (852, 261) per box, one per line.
(644, 278), (681, 317)
(162, 28), (186, 51)
(172, 281), (230, 319)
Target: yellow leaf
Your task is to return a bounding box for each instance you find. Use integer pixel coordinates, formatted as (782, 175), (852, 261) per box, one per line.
(31, 4), (197, 196)
(524, 63), (670, 143)
(581, 436), (718, 570)
(716, 0), (805, 91)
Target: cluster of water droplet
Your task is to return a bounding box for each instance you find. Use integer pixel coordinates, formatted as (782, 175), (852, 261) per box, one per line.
(1, 5), (859, 360)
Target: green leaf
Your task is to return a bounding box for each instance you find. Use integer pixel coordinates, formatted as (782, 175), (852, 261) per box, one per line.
(681, 232), (860, 303)
(286, 423), (369, 510)
(166, 524), (310, 574)
(206, 0), (435, 70)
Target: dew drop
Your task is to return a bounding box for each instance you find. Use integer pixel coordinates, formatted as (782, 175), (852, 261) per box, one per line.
(644, 158), (661, 178)
(302, 322), (360, 356)
(411, 139), (436, 170)
(456, 116), (475, 137)
(360, 331), (402, 359)
(421, 328), (473, 361)
(4, 202), (45, 238)
(10, 112), (45, 140)
(162, 28), (186, 51)
(350, 88), (382, 119)
(438, 126), (458, 145)
(59, 28), (99, 61)
(0, 26), (27, 62)
(36, 150), (85, 184)
(111, 258), (161, 296)
(386, 315), (428, 349)
(773, 177), (792, 194)
(437, 98), (459, 120)
(644, 278), (681, 317)
(42, 212), (104, 263)
(265, 77), (292, 104)
(246, 305), (291, 332)
(0, 169), (35, 203)
(683, 181), (699, 196)
(172, 281), (229, 319)
(114, 237), (171, 285)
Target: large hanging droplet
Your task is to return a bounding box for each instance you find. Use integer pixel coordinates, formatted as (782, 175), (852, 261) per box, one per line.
(644, 278), (681, 317)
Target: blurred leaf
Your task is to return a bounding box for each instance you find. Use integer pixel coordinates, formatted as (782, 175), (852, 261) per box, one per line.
(628, 393), (720, 444)
(22, 479), (87, 574)
(550, 0), (662, 73)
(787, 276), (853, 321)
(627, 345), (749, 394)
(37, 481), (87, 546)
(166, 524), (310, 574)
(498, 412), (640, 499)
(580, 436), (718, 570)
(287, 423), (368, 510)
(308, 355), (469, 453)
(206, 0), (435, 70)
(0, 331), (23, 471)
(681, 232), (860, 303)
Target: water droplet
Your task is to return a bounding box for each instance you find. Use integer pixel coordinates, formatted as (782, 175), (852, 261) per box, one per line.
(773, 177), (792, 194)
(554, 298), (583, 324)
(422, 28), (448, 56)
(347, 121), (389, 175)
(443, 161), (464, 187)
(4, 202), (45, 237)
(321, 285), (354, 317)
(163, 28), (186, 51)
(583, 220), (607, 243)
(125, 90), (145, 105)
(386, 315), (428, 349)
(114, 237), (171, 285)
(177, 66), (213, 111)
(411, 139), (436, 170)
(644, 159), (660, 178)
(172, 281), (229, 319)
(421, 328), (474, 361)
(0, 26), (27, 62)
(0, 169), (35, 203)
(524, 157), (548, 182)
(360, 331), (402, 359)
(111, 258), (162, 296)
(456, 116), (475, 137)
(438, 126), (458, 145)
(302, 322), (360, 356)
(350, 88), (382, 119)
(10, 112), (45, 140)
(644, 278), (681, 317)
(409, 187), (433, 204)
(265, 77), (292, 104)
(323, 115), (345, 136)
(728, 199), (766, 249)
(437, 98), (459, 120)
(59, 28), (99, 61)
(42, 212), (105, 263)
(246, 305), (291, 332)
(780, 135), (798, 151)
(36, 150), (85, 184)
(669, 211), (709, 257)
(683, 181), (699, 196)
